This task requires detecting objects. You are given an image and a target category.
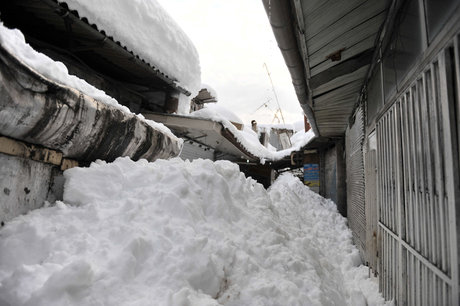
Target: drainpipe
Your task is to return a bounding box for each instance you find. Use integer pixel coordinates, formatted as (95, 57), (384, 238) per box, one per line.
(261, 0), (320, 136)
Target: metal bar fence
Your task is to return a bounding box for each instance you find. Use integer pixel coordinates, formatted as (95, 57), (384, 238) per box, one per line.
(376, 36), (459, 304)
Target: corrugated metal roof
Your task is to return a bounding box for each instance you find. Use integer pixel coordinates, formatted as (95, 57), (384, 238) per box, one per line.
(0, 0), (190, 95)
(300, 0), (389, 137)
(142, 112), (259, 162)
(266, 0), (390, 137)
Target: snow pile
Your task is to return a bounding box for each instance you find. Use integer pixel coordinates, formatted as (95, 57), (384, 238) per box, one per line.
(0, 23), (180, 143)
(62, 0), (201, 101)
(0, 157), (387, 306)
(190, 105), (314, 161)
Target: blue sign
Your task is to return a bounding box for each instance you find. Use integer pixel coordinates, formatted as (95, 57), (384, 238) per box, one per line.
(304, 163), (319, 187)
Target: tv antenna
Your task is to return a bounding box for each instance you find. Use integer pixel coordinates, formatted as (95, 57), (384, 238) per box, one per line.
(263, 62), (286, 125)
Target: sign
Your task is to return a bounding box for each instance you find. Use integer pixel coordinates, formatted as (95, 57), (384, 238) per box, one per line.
(304, 163), (319, 187)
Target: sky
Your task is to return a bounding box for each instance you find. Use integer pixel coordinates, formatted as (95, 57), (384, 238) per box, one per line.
(157, 0), (304, 125)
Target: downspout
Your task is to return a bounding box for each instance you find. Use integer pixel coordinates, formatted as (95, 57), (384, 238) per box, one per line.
(261, 0), (320, 136)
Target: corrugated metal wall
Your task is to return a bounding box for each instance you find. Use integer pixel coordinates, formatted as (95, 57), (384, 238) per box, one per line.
(376, 38), (460, 304)
(346, 104), (366, 259)
(324, 146), (337, 203)
(179, 141), (215, 161)
(364, 131), (378, 272)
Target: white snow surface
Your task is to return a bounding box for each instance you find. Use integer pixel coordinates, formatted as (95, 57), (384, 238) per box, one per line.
(190, 105), (314, 161)
(61, 0), (201, 100)
(0, 23), (181, 143)
(0, 157), (388, 306)
(192, 103), (244, 125)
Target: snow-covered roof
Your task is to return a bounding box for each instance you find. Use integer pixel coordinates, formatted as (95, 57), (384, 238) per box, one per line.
(60, 0), (201, 97)
(0, 22), (183, 161)
(191, 104), (244, 126)
(185, 105), (315, 162)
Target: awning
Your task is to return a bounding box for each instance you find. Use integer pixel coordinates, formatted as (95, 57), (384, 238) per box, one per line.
(142, 113), (259, 162)
(263, 0), (391, 137)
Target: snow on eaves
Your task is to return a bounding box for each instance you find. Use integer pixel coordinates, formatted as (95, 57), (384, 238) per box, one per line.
(189, 105), (315, 162)
(60, 0), (201, 97)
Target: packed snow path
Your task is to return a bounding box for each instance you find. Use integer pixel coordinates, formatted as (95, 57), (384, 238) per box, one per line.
(0, 158), (387, 305)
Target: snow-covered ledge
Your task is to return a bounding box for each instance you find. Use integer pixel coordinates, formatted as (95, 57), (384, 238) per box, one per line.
(0, 45), (182, 162)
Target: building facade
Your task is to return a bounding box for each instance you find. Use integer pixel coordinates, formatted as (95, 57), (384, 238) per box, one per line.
(265, 0), (460, 304)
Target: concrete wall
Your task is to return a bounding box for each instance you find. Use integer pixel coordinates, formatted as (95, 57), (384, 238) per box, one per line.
(0, 153), (64, 225)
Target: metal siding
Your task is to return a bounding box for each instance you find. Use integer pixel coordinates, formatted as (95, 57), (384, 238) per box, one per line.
(364, 131), (378, 272)
(324, 147), (337, 203)
(346, 104), (366, 258)
(376, 38), (459, 304)
(179, 142), (214, 161)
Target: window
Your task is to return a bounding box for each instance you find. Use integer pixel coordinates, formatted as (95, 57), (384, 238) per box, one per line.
(382, 0), (424, 101)
(425, 0), (459, 43)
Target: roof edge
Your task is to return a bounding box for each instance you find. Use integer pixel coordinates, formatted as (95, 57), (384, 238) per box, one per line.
(261, 0), (320, 136)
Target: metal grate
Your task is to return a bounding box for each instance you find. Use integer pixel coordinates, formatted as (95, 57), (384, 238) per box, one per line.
(376, 36), (460, 304)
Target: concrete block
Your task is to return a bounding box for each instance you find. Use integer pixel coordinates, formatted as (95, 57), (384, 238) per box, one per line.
(0, 153), (63, 225)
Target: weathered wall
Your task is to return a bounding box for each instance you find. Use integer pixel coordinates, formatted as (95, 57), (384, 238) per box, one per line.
(0, 153), (63, 225)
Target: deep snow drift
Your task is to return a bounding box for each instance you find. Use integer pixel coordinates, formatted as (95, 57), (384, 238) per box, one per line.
(0, 158), (387, 305)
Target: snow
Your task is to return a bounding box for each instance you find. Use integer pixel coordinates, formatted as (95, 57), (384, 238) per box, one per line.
(191, 103), (243, 126)
(61, 0), (201, 102)
(0, 22), (181, 144)
(189, 105), (314, 161)
(0, 157), (388, 306)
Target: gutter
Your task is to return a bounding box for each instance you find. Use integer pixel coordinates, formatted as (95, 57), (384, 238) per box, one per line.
(261, 0), (320, 136)
(0, 45), (182, 162)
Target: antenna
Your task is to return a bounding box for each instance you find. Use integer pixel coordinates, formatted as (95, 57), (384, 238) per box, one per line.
(252, 98), (271, 114)
(263, 62), (286, 125)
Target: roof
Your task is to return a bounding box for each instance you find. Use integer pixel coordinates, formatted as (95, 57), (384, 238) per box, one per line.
(142, 112), (259, 162)
(0, 0), (194, 96)
(263, 0), (390, 137)
(0, 43), (182, 162)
